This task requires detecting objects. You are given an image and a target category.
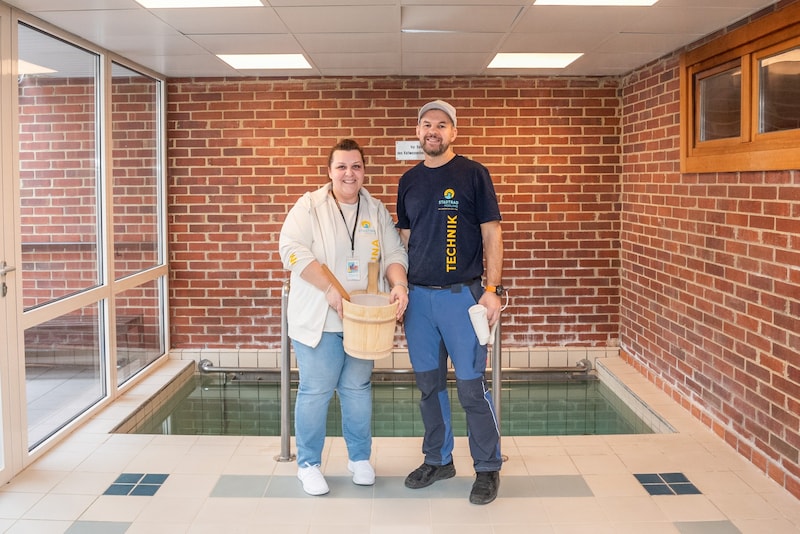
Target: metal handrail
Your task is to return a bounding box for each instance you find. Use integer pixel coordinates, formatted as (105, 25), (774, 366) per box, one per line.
(276, 281), (294, 462)
(198, 360), (592, 378)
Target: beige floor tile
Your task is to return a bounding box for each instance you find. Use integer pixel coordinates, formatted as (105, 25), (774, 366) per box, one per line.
(0, 491), (43, 519)
(494, 526), (556, 534)
(79, 495), (151, 522)
(125, 521), (193, 533)
(192, 497), (262, 526)
(606, 523), (681, 534)
(371, 499), (432, 526)
(487, 497), (549, 524)
(51, 471), (118, 495)
(252, 498), (319, 525)
(709, 492), (783, 520)
(1, 469), (67, 493)
(369, 526), (433, 534)
(523, 454), (579, 476)
(542, 497), (608, 524)
(734, 517), (800, 534)
(4, 519), (73, 533)
(653, 494), (727, 522)
(223, 453), (277, 475)
(136, 496), (205, 523)
(429, 498), (493, 524)
(570, 454), (627, 475)
(309, 498), (373, 526)
(583, 473), (648, 497)
(596, 495), (669, 523)
(22, 493), (96, 521)
(155, 473), (222, 499)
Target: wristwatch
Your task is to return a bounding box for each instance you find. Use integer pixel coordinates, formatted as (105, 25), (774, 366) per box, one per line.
(485, 284), (505, 296)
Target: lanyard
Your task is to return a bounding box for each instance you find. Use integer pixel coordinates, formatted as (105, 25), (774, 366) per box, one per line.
(331, 190), (360, 253)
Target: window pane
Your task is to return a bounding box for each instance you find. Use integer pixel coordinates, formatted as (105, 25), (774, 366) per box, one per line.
(18, 24), (100, 311)
(111, 63), (161, 279)
(25, 303), (106, 449)
(759, 47), (800, 133)
(697, 66), (741, 141)
(116, 278), (166, 385)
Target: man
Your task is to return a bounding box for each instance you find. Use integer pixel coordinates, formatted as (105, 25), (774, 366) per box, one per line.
(396, 99), (504, 505)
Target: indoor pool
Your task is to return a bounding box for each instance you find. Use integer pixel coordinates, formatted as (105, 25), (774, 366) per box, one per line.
(130, 372), (656, 437)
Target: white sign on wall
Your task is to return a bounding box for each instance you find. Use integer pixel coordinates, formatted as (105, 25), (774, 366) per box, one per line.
(395, 140), (423, 161)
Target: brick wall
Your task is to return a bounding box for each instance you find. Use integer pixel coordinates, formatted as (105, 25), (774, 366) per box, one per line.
(166, 78), (622, 349)
(619, 51), (800, 498)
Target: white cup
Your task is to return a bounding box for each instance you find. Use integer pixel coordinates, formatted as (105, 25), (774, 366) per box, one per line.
(468, 304), (491, 345)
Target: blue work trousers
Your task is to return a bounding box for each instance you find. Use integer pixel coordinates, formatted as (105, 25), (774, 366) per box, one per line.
(404, 283), (502, 472)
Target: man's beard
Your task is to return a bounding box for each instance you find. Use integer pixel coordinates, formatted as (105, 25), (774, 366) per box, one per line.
(422, 137), (448, 157)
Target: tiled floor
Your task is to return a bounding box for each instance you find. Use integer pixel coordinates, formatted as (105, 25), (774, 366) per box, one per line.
(2, 357), (800, 533)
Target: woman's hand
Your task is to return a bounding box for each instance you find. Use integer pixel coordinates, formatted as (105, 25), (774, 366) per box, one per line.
(325, 284), (345, 319)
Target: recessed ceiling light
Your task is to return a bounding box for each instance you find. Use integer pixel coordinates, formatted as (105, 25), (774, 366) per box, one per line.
(135, 0), (262, 8)
(218, 54), (312, 70)
(488, 53), (583, 69)
(533, 0), (658, 5)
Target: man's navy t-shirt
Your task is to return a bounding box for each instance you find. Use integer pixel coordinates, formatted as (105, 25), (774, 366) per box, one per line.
(396, 155), (501, 287)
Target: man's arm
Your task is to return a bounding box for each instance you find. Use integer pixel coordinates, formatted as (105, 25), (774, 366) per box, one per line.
(479, 220), (503, 325)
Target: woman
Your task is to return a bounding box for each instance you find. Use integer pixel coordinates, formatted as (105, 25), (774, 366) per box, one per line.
(278, 139), (409, 496)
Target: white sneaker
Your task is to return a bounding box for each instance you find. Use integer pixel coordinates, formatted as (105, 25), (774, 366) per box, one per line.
(348, 460), (375, 486)
(297, 464), (329, 496)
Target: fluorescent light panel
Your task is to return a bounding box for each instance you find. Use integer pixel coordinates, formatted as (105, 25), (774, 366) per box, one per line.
(135, 0), (262, 8)
(533, 0), (658, 5)
(218, 54), (311, 70)
(488, 53), (582, 69)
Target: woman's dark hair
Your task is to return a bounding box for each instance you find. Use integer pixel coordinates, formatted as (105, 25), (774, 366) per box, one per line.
(328, 138), (365, 169)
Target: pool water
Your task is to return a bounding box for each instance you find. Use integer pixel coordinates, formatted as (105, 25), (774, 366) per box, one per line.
(131, 374), (655, 436)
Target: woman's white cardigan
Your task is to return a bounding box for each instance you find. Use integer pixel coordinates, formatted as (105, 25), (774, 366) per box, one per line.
(278, 183), (408, 348)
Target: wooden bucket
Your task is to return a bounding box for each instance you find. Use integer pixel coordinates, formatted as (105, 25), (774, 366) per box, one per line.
(342, 293), (397, 360)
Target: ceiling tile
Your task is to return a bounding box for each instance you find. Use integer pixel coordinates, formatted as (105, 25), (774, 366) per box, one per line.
(402, 5), (524, 33)
(150, 7), (287, 35)
(189, 34), (302, 55)
(275, 5), (399, 34)
(402, 32), (504, 54)
(296, 33), (401, 54)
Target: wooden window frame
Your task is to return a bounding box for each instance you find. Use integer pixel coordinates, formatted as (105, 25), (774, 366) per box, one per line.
(680, 2), (800, 173)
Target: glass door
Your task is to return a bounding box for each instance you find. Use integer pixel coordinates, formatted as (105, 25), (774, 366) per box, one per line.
(0, 3), (23, 486)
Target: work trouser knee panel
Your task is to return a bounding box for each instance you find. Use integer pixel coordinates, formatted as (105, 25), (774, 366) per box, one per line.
(455, 377), (490, 409)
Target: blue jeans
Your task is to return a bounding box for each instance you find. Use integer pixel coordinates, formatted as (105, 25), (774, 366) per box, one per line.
(292, 332), (374, 467)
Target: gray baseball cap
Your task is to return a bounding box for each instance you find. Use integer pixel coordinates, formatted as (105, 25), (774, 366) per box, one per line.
(418, 100), (457, 127)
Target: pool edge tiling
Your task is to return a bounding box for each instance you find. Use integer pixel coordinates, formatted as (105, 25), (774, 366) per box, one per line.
(3, 356), (800, 533)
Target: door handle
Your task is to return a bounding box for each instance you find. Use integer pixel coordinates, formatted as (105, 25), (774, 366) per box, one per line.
(0, 261), (16, 277)
(1, 261), (15, 297)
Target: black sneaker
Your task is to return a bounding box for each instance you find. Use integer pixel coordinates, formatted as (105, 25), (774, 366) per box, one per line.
(404, 462), (456, 489)
(469, 471), (500, 504)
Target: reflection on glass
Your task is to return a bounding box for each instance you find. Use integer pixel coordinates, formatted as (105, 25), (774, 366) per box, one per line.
(116, 279), (166, 385)
(697, 66), (741, 141)
(111, 63), (161, 279)
(759, 47), (800, 134)
(17, 24), (101, 311)
(25, 303), (106, 449)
